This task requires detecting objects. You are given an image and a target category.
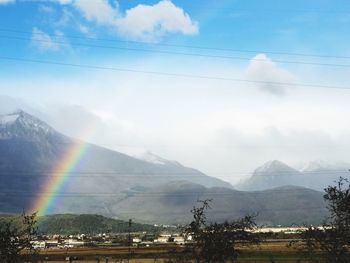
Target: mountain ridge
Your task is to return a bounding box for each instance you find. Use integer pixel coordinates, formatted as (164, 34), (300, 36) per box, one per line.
(110, 181), (327, 225)
(235, 159), (350, 191)
(0, 110), (233, 217)
(0, 110), (333, 225)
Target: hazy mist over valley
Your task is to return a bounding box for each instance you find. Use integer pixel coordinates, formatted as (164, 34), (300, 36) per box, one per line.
(1, 96), (350, 187)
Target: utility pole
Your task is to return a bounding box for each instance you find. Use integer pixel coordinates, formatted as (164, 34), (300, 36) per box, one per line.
(128, 219), (132, 263)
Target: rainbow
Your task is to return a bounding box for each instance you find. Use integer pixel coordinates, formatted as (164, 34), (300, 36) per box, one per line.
(31, 141), (90, 216)
(31, 138), (93, 216)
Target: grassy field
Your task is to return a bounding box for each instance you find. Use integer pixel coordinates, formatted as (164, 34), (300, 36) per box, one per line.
(34, 240), (326, 262)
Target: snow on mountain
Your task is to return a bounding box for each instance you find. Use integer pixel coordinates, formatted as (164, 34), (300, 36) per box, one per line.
(0, 112), (19, 124)
(0, 110), (56, 139)
(0, 110), (235, 219)
(235, 160), (302, 191)
(300, 160), (350, 172)
(253, 160), (300, 177)
(136, 151), (181, 166)
(236, 159), (350, 191)
(136, 151), (167, 165)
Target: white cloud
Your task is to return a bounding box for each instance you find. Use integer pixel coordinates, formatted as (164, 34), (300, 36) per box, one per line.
(55, 8), (74, 26)
(247, 54), (296, 95)
(0, 0), (15, 4)
(73, 0), (118, 25)
(56, 0), (72, 4)
(78, 23), (95, 36)
(116, 0), (198, 41)
(54, 0), (198, 41)
(31, 27), (70, 52)
(38, 5), (55, 14)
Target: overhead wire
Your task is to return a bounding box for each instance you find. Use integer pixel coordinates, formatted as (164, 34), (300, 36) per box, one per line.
(0, 187), (329, 197)
(1, 27), (350, 60)
(2, 35), (350, 68)
(0, 169), (348, 177)
(2, 140), (349, 148)
(1, 56), (348, 91)
(0, 12), (346, 217)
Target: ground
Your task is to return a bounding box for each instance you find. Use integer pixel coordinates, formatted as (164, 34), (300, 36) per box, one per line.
(32, 241), (326, 262)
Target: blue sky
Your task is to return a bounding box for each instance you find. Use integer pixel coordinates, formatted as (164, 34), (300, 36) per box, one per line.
(1, 0), (350, 63)
(1, 0), (350, 183)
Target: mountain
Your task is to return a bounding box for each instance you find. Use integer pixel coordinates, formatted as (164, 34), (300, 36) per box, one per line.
(235, 160), (350, 191)
(136, 151), (181, 166)
(0, 111), (329, 225)
(109, 181), (327, 225)
(0, 110), (232, 214)
(253, 160), (299, 177)
(300, 160), (350, 172)
(235, 160), (304, 191)
(300, 160), (350, 190)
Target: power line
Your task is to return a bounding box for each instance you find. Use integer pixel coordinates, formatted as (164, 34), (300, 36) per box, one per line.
(0, 186), (334, 196)
(1, 27), (350, 60)
(1, 140), (349, 149)
(103, 206), (327, 215)
(0, 192), (327, 213)
(3, 34), (350, 68)
(0, 56), (348, 90)
(23, 206), (329, 215)
(0, 169), (348, 177)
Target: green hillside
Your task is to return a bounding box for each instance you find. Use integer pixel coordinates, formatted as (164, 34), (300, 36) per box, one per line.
(0, 214), (159, 235)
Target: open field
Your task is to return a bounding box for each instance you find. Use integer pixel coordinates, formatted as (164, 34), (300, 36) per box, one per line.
(34, 240), (326, 262)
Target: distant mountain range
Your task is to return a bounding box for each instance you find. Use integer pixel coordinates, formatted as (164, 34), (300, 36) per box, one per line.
(0, 110), (334, 225)
(235, 160), (350, 191)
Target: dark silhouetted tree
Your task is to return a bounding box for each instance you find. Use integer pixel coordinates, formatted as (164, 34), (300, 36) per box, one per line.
(183, 199), (261, 263)
(0, 212), (38, 263)
(300, 177), (350, 263)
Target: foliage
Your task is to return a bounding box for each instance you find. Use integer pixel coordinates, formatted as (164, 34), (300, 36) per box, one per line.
(0, 212), (38, 263)
(299, 177), (350, 263)
(183, 199), (261, 263)
(0, 214), (159, 235)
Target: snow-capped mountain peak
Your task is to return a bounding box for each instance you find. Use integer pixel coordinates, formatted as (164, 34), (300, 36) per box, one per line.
(1, 110), (50, 129)
(0, 110), (62, 141)
(253, 160), (299, 177)
(0, 111), (20, 124)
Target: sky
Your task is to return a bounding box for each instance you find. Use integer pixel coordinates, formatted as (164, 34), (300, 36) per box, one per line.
(1, 0), (350, 184)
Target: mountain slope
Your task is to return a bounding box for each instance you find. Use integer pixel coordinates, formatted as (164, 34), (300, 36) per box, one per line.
(235, 160), (304, 191)
(110, 181), (327, 225)
(0, 110), (232, 215)
(0, 111), (330, 225)
(235, 160), (350, 191)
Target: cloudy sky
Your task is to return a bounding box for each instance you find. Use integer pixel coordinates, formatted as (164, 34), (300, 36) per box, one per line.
(1, 0), (350, 184)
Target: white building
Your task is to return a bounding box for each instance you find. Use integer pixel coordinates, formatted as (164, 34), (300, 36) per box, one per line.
(133, 237), (142, 243)
(31, 241), (45, 249)
(155, 236), (169, 243)
(173, 236), (185, 245)
(64, 239), (86, 248)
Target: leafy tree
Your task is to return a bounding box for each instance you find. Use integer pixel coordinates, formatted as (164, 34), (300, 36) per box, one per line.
(300, 177), (350, 263)
(183, 199), (261, 263)
(0, 213), (38, 263)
